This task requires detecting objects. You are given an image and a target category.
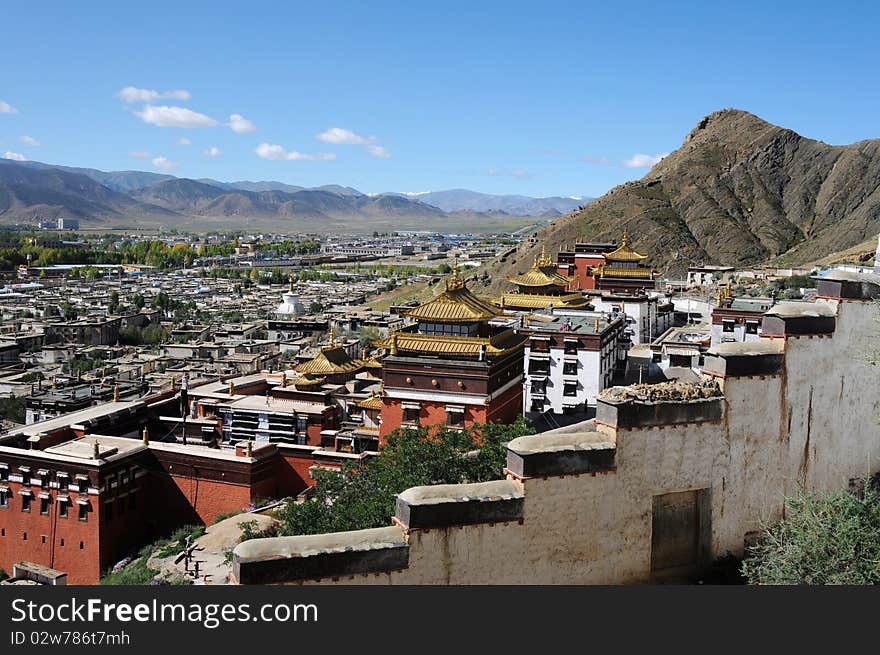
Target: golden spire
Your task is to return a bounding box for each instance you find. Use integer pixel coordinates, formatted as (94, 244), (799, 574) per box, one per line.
(391, 332), (399, 355)
(113, 384), (120, 402)
(326, 325), (337, 348)
(537, 244), (553, 267)
(621, 227), (630, 247)
(288, 274), (294, 292)
(447, 256), (464, 290)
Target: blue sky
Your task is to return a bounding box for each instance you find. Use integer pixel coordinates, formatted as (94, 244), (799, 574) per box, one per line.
(1, 1), (878, 198)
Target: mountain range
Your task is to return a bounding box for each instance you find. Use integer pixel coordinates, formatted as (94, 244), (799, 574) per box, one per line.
(0, 158), (590, 231)
(479, 108), (880, 290)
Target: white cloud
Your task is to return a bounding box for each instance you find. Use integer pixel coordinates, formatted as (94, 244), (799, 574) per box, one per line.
(178, 137), (191, 146)
(3, 151), (27, 161)
(488, 168), (531, 179)
(316, 127), (374, 145)
(255, 143), (336, 161)
(622, 152), (668, 168)
(128, 151), (152, 159)
(204, 146), (222, 158)
(19, 135), (40, 146)
(367, 145), (391, 159)
(134, 105), (218, 128)
(152, 156), (176, 171)
(227, 114), (256, 134)
(117, 86), (191, 103)
(0, 100), (18, 114)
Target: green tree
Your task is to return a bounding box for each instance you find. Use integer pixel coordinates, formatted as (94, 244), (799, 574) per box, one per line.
(267, 418), (533, 538)
(741, 481), (880, 584)
(308, 301), (323, 314)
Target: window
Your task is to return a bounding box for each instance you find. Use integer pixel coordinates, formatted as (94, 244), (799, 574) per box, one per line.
(652, 353), (662, 363)
(403, 407), (420, 423)
(745, 321), (759, 335)
(40, 498), (49, 515)
(528, 360), (550, 376)
(0, 467), (7, 482)
(0, 490), (7, 508)
(78, 504), (88, 522)
(722, 320), (735, 333)
(530, 339), (550, 353)
(59, 500), (69, 519)
(563, 361), (578, 376)
(446, 410), (465, 428)
(563, 382), (578, 397)
(21, 495), (31, 512)
(531, 380), (546, 394)
(563, 341), (578, 355)
(530, 399), (544, 413)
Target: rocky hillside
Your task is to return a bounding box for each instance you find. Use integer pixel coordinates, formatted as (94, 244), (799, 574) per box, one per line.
(482, 109), (880, 289)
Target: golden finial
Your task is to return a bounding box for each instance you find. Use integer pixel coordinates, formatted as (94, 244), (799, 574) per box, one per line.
(716, 289), (724, 307)
(448, 256), (464, 290)
(288, 274), (294, 292)
(113, 384), (120, 402)
(327, 325), (337, 348)
(246, 441), (253, 457)
(537, 244), (552, 267)
(391, 332), (399, 355)
(93, 440), (100, 460)
(228, 380), (235, 395)
(621, 228), (630, 247)
(142, 426), (150, 444)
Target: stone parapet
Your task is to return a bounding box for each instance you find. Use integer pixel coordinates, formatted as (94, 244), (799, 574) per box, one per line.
(395, 480), (524, 529)
(233, 525), (408, 585)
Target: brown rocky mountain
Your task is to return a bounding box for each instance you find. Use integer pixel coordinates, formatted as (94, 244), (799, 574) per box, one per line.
(481, 108), (880, 291)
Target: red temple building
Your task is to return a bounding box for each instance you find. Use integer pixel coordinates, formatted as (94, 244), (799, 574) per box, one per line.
(374, 261), (527, 440)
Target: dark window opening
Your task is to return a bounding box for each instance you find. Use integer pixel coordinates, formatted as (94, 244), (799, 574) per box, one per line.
(446, 411), (464, 427)
(59, 501), (68, 518)
(745, 321), (759, 335)
(563, 383), (578, 397)
(21, 495), (31, 512)
(722, 320), (735, 333)
(403, 407), (420, 423)
(78, 504), (88, 521)
(563, 361), (578, 376)
(40, 498), (49, 515)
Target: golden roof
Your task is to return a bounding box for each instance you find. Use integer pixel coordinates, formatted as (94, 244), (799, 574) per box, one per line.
(357, 394), (384, 411)
(403, 257), (502, 323)
(293, 375), (327, 387)
(507, 247), (573, 288)
(294, 342), (364, 376)
(495, 292), (592, 310)
(591, 265), (658, 279)
(604, 228), (648, 262)
(361, 356), (383, 369)
(373, 327), (526, 358)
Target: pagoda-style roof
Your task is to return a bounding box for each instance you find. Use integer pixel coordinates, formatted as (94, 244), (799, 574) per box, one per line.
(403, 260), (502, 323)
(507, 245), (573, 288)
(357, 394), (384, 411)
(495, 292), (592, 310)
(603, 229), (648, 263)
(591, 266), (658, 279)
(373, 327), (526, 358)
(361, 356), (384, 370)
(291, 374), (327, 388)
(294, 330), (364, 376)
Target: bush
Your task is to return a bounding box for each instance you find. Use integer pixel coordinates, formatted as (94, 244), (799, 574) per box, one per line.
(267, 418), (534, 538)
(741, 480), (880, 584)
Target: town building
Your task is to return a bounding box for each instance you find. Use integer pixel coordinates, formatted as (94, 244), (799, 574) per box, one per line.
(555, 241), (618, 291)
(710, 291), (772, 346)
(521, 314), (627, 416)
(686, 265), (735, 288)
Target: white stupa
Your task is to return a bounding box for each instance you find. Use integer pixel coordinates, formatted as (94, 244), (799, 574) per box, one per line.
(276, 278), (305, 316)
